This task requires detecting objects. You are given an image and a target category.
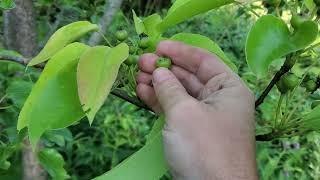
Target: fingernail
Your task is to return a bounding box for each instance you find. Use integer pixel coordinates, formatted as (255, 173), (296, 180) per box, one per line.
(153, 68), (172, 84)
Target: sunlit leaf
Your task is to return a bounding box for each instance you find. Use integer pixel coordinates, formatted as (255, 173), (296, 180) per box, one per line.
(304, 0), (316, 11)
(17, 43), (89, 149)
(28, 21), (98, 66)
(77, 43), (129, 124)
(246, 15), (318, 77)
(171, 33), (238, 72)
(38, 148), (70, 180)
(143, 14), (162, 38)
(132, 10), (145, 35)
(94, 117), (168, 180)
(158, 0), (234, 32)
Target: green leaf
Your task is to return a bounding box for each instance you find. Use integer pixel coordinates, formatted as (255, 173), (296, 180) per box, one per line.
(304, 0), (316, 11)
(38, 148), (70, 180)
(77, 43), (129, 124)
(300, 105), (320, 131)
(17, 43), (89, 149)
(246, 15), (318, 77)
(28, 21), (99, 66)
(0, 0), (15, 10)
(171, 33), (238, 72)
(0, 145), (15, 170)
(6, 80), (33, 108)
(132, 10), (145, 35)
(94, 117), (168, 180)
(157, 0), (234, 32)
(143, 14), (162, 38)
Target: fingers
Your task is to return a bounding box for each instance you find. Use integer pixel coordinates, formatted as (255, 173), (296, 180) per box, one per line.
(138, 53), (158, 73)
(152, 68), (192, 113)
(171, 66), (204, 97)
(136, 83), (162, 113)
(136, 71), (152, 85)
(156, 40), (231, 83)
(138, 54), (204, 97)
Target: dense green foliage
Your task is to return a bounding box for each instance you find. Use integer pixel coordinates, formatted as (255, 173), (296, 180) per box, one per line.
(1, 0), (320, 179)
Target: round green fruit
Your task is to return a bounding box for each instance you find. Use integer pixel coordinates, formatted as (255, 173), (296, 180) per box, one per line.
(156, 57), (172, 69)
(115, 30), (128, 42)
(138, 37), (150, 49)
(277, 73), (299, 94)
(305, 80), (317, 92)
(125, 55), (139, 65)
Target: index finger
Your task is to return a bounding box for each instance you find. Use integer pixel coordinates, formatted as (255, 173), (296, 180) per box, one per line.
(156, 40), (231, 83)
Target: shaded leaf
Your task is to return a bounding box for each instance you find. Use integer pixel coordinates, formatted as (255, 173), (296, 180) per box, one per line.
(300, 105), (320, 131)
(246, 15), (318, 77)
(38, 148), (70, 180)
(28, 21), (98, 66)
(94, 117), (168, 180)
(157, 0), (234, 32)
(171, 33), (237, 72)
(17, 43), (89, 149)
(6, 80), (33, 108)
(77, 43), (129, 123)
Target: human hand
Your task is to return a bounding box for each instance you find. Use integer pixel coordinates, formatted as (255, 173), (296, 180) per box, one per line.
(136, 41), (258, 180)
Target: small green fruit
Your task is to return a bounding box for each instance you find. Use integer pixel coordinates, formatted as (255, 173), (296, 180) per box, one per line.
(277, 73), (299, 94)
(305, 80), (317, 92)
(125, 55), (139, 65)
(138, 37), (150, 49)
(156, 57), (172, 69)
(115, 30), (128, 42)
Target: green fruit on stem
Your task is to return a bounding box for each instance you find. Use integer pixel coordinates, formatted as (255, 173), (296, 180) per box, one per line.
(138, 37), (150, 49)
(305, 80), (317, 92)
(115, 30), (128, 42)
(277, 73), (299, 94)
(156, 57), (172, 69)
(125, 55), (139, 65)
(290, 15), (304, 30)
(311, 100), (320, 109)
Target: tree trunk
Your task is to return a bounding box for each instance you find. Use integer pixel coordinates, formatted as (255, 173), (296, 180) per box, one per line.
(3, 0), (46, 180)
(88, 0), (124, 46)
(4, 0), (37, 57)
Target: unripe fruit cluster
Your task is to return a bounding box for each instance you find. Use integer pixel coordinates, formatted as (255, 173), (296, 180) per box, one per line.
(115, 29), (152, 66)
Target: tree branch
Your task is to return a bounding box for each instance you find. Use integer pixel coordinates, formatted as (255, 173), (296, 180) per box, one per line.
(88, 0), (124, 46)
(0, 55), (151, 111)
(255, 55), (295, 108)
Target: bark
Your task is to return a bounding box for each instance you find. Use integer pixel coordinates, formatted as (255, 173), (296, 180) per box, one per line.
(3, 0), (46, 180)
(4, 0), (37, 57)
(88, 0), (124, 46)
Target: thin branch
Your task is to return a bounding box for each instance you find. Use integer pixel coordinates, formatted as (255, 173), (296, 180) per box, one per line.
(255, 55), (294, 108)
(0, 55), (151, 111)
(0, 54), (27, 65)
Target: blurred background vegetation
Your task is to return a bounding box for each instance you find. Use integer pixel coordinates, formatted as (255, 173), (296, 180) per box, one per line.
(1, 0), (320, 179)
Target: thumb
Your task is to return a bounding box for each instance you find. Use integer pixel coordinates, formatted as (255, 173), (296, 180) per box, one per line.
(152, 68), (191, 112)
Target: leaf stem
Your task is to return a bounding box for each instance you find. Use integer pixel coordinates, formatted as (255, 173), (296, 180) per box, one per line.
(98, 31), (113, 47)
